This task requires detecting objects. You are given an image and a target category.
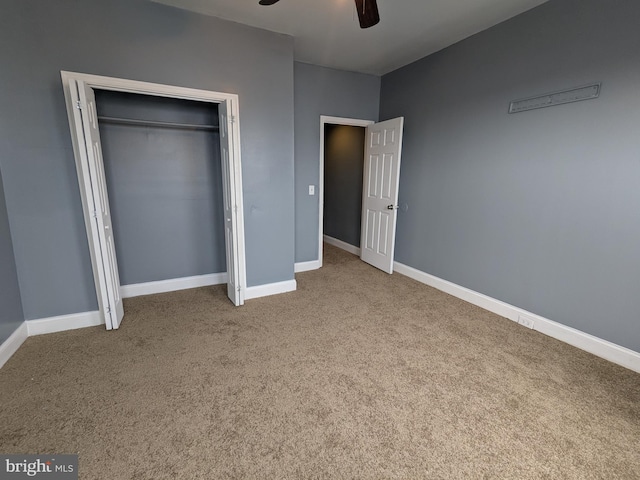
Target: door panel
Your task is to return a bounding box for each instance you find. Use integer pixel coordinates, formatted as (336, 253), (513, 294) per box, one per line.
(360, 117), (404, 274)
(77, 81), (125, 329)
(218, 101), (243, 306)
(381, 154), (393, 199)
(365, 209), (376, 250)
(378, 212), (390, 255)
(367, 154), (379, 198)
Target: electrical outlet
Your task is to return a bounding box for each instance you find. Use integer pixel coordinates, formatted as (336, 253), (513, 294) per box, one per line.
(517, 314), (535, 329)
(308, 185), (315, 196)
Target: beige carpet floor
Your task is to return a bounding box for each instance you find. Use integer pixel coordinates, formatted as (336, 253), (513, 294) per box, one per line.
(1, 244), (639, 479)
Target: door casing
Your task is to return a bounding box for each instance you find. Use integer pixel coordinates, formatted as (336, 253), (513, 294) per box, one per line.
(61, 71), (247, 328)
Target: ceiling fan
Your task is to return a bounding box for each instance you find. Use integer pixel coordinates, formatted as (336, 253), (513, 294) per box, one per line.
(258, 0), (380, 29)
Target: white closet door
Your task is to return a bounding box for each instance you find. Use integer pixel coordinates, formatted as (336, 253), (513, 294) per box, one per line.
(360, 117), (405, 274)
(73, 80), (125, 329)
(218, 100), (244, 306)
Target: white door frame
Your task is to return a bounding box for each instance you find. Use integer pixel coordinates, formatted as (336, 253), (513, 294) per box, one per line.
(61, 71), (247, 326)
(318, 116), (374, 266)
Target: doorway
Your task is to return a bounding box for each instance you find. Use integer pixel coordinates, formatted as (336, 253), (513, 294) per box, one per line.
(319, 115), (405, 273)
(61, 71), (247, 330)
(318, 116), (374, 264)
(323, 123), (366, 248)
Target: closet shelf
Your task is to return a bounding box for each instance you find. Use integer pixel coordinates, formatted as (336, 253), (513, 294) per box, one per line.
(97, 115), (219, 131)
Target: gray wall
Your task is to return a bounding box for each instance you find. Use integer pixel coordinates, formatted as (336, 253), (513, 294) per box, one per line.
(323, 125), (366, 247)
(0, 170), (24, 344)
(380, 0), (640, 352)
(0, 0), (295, 320)
(294, 62), (380, 263)
(96, 91), (225, 285)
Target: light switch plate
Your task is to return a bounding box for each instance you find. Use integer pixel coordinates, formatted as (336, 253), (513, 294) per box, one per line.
(309, 185), (315, 195)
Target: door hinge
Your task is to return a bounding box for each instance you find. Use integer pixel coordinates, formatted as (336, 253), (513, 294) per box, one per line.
(76, 100), (83, 110)
(237, 286), (241, 292)
(234, 205), (239, 213)
(230, 115), (236, 124)
(106, 305), (111, 314)
(92, 210), (98, 219)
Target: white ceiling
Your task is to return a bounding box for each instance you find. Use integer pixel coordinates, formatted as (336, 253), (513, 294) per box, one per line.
(151, 0), (549, 75)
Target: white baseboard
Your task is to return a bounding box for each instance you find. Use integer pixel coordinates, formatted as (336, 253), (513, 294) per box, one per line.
(121, 272), (227, 298)
(323, 235), (361, 256)
(394, 261), (640, 374)
(0, 322), (28, 369)
(5, 261), (637, 373)
(295, 260), (321, 273)
(245, 279), (297, 300)
(26, 311), (103, 336)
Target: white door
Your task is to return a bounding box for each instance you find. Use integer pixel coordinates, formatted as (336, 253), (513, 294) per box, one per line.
(360, 117), (405, 274)
(218, 101), (245, 306)
(72, 80), (125, 329)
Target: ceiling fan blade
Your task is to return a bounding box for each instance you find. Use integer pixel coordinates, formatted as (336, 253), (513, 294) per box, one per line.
(258, 0), (280, 5)
(354, 0), (380, 29)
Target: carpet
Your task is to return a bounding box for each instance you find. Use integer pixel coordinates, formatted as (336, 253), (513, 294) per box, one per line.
(1, 244), (639, 479)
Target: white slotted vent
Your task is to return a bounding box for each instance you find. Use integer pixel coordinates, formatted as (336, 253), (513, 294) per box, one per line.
(509, 83), (601, 114)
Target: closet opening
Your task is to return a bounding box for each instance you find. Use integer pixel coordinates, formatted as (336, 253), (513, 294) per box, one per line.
(94, 91), (226, 295)
(62, 71), (246, 330)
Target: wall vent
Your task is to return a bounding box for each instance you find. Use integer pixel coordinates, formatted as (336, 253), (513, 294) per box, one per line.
(509, 83), (601, 114)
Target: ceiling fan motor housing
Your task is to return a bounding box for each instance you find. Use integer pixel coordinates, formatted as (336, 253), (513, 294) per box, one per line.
(355, 0), (380, 29)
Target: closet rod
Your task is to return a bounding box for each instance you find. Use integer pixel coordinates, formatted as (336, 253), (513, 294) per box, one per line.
(97, 115), (219, 132)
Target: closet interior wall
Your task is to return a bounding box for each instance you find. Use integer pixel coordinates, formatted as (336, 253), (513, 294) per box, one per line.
(94, 91), (226, 287)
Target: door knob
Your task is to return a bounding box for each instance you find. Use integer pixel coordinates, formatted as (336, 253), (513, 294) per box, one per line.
(387, 205), (399, 210)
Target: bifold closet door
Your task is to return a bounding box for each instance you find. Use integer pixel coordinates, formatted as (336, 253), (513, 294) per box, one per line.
(218, 100), (243, 306)
(71, 80), (124, 329)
